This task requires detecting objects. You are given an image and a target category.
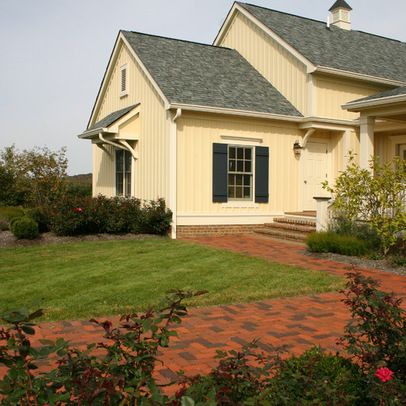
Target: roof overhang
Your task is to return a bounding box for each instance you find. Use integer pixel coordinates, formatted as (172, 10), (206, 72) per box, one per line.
(343, 93), (406, 112)
(168, 103), (303, 123)
(315, 66), (406, 87)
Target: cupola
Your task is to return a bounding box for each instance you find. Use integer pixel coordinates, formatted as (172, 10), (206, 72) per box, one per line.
(329, 0), (352, 30)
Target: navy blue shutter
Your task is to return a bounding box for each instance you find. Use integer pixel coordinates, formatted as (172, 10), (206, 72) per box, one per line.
(212, 143), (228, 202)
(255, 147), (269, 203)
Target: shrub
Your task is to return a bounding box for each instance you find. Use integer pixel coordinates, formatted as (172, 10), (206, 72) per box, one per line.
(10, 217), (39, 240)
(324, 154), (406, 255)
(391, 255), (406, 267)
(50, 195), (172, 236)
(260, 347), (365, 405)
(178, 341), (282, 404)
(65, 182), (92, 198)
(332, 216), (382, 252)
(0, 290), (204, 405)
(24, 207), (50, 233)
(307, 232), (369, 256)
(1, 274), (405, 405)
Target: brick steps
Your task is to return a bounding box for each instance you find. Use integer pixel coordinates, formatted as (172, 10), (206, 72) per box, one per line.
(255, 214), (316, 242)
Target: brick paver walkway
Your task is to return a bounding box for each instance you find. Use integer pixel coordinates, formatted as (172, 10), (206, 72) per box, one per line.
(2, 235), (405, 385)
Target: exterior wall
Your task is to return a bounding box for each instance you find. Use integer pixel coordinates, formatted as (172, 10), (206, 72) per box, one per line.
(314, 73), (390, 120)
(375, 133), (406, 164)
(219, 12), (308, 115)
(92, 41), (169, 201)
(176, 112), (303, 225)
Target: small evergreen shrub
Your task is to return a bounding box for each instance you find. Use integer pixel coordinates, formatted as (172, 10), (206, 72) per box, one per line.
(25, 207), (50, 233)
(307, 232), (369, 256)
(10, 217), (39, 239)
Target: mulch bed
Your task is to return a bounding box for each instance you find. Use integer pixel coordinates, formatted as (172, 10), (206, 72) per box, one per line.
(306, 251), (406, 277)
(0, 231), (163, 249)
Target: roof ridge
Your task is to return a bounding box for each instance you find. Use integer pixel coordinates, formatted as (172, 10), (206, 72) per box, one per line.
(121, 30), (233, 51)
(238, 2), (329, 26)
(238, 2), (406, 45)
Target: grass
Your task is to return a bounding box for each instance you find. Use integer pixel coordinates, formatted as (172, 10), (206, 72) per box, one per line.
(0, 239), (343, 321)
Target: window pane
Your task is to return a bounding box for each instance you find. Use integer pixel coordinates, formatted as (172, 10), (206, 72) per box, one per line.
(124, 151), (132, 171)
(236, 187), (243, 198)
(116, 174), (123, 196)
(237, 148), (243, 159)
(244, 175), (251, 186)
(236, 174), (243, 186)
(125, 173), (131, 197)
(229, 160), (236, 171)
(228, 186), (234, 198)
(116, 150), (124, 173)
(229, 147), (236, 159)
(244, 187), (251, 198)
(228, 174), (234, 186)
(237, 160), (243, 172)
(245, 149), (251, 160)
(245, 161), (251, 173)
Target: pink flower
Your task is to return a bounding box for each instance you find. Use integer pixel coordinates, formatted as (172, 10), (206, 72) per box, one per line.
(375, 367), (394, 383)
(73, 207), (83, 213)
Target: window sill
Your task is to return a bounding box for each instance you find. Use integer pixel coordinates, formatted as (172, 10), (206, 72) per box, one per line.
(120, 92), (128, 99)
(221, 201), (259, 209)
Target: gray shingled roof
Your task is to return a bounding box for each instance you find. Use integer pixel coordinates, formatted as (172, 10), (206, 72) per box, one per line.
(349, 86), (406, 104)
(329, 0), (352, 11)
(88, 104), (138, 131)
(239, 3), (406, 83)
(121, 31), (302, 117)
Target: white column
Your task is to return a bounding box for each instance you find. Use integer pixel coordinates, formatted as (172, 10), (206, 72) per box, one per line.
(359, 115), (375, 170)
(314, 197), (331, 232)
(342, 129), (351, 169)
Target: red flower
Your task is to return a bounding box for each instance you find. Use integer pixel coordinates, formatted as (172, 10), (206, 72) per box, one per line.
(375, 367), (394, 383)
(73, 207), (83, 213)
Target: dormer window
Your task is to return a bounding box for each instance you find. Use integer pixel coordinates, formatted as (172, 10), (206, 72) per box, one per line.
(120, 64), (128, 97)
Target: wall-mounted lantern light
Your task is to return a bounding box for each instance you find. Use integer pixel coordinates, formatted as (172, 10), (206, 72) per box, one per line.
(293, 141), (303, 156)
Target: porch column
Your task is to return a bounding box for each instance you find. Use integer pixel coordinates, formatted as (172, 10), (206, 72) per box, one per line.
(359, 115), (375, 170)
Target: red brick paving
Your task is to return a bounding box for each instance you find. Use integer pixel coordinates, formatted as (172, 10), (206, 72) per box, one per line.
(1, 235), (405, 385)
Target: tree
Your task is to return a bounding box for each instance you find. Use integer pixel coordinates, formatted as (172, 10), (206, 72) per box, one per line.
(0, 145), (68, 208)
(323, 153), (406, 255)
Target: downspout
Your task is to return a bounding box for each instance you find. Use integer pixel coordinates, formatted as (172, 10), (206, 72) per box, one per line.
(169, 108), (182, 239)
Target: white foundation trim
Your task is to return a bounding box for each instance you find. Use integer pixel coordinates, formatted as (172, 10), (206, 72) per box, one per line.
(177, 213), (283, 226)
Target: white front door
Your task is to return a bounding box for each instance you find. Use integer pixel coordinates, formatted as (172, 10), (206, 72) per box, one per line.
(302, 142), (329, 210)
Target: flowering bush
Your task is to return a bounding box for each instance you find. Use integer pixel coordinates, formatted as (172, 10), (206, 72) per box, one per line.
(0, 273), (405, 404)
(50, 195), (172, 236)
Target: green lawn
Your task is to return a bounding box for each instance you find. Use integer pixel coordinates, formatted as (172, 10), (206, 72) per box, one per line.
(0, 239), (343, 321)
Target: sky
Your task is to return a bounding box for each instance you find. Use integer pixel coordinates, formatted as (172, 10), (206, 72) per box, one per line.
(1, 0), (406, 175)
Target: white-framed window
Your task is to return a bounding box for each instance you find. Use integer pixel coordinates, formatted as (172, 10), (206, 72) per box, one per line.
(115, 149), (132, 197)
(227, 145), (253, 200)
(399, 144), (406, 172)
(120, 64), (128, 97)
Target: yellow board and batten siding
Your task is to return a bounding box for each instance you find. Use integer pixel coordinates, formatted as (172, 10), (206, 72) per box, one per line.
(314, 74), (390, 120)
(176, 112), (302, 224)
(219, 12), (308, 115)
(92, 41), (170, 201)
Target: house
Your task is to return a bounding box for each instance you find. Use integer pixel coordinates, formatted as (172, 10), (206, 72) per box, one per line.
(78, 1), (406, 239)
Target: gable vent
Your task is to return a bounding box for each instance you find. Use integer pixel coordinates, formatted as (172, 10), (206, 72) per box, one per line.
(120, 64), (128, 97)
